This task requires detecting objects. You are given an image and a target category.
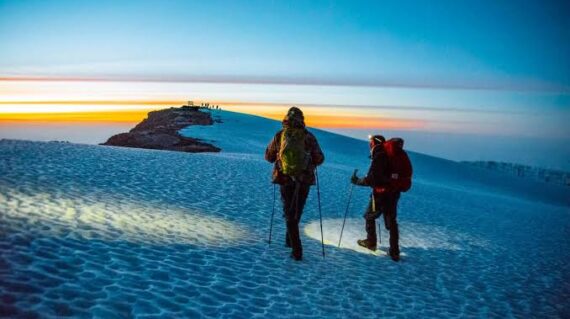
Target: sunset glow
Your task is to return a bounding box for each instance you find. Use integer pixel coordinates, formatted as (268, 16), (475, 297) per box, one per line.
(1, 0), (568, 169)
(0, 78), (429, 130)
(1, 77), (567, 138)
(0, 101), (422, 130)
(0, 110), (150, 124)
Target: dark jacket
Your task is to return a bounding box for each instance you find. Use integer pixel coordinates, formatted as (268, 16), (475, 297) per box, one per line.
(361, 144), (391, 191)
(265, 128), (324, 185)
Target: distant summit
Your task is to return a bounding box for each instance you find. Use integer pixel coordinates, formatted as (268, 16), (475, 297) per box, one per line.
(101, 106), (221, 153)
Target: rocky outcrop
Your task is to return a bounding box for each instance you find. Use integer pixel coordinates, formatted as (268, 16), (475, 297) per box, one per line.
(101, 106), (220, 153)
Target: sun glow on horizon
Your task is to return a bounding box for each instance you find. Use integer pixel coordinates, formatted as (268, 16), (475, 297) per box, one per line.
(0, 78), (426, 130)
(1, 78), (567, 137)
(0, 110), (151, 124)
(0, 105), (421, 130)
(0, 99), (424, 130)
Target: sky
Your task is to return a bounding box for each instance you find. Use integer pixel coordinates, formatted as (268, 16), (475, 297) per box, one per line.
(0, 0), (569, 168)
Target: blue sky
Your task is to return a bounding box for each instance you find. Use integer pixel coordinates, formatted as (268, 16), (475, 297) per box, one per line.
(1, 0), (569, 90)
(0, 0), (569, 168)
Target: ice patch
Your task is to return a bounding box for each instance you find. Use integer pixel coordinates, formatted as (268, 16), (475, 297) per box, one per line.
(2, 190), (248, 246)
(304, 218), (488, 254)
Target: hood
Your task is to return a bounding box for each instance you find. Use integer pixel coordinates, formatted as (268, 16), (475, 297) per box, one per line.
(282, 107), (305, 129)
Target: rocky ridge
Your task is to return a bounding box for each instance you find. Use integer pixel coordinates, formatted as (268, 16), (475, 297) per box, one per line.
(101, 106), (221, 152)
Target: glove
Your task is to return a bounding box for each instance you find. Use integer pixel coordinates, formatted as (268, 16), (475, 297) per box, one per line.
(351, 172), (366, 186)
(350, 174), (359, 184)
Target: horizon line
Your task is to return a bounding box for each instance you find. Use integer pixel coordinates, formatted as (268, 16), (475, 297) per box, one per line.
(0, 99), (522, 115)
(0, 108), (424, 130)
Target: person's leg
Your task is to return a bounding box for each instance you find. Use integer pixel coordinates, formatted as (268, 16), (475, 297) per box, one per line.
(294, 183), (310, 217)
(286, 218), (301, 259)
(360, 195), (380, 250)
(383, 192), (401, 258)
(285, 232), (291, 247)
(280, 183), (294, 214)
(288, 183), (310, 260)
(365, 215), (377, 245)
(281, 182), (310, 260)
(280, 183), (295, 248)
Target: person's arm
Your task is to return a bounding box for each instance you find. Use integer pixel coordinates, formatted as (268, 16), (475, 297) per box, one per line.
(351, 158), (374, 186)
(351, 169), (368, 186)
(367, 151), (391, 186)
(363, 152), (381, 186)
(264, 132), (280, 163)
(307, 132), (324, 166)
(351, 151), (386, 186)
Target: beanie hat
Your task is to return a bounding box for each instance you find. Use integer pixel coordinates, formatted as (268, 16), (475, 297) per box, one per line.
(283, 106), (305, 128)
(369, 134), (386, 145)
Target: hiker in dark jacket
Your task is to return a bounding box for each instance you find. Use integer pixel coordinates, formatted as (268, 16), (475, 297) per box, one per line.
(351, 134), (401, 261)
(265, 107), (325, 261)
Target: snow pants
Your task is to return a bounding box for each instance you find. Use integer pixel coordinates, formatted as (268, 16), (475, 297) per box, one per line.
(280, 181), (311, 259)
(363, 192), (401, 254)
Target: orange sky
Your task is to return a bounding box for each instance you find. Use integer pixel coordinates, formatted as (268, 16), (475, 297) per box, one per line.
(0, 106), (423, 129)
(0, 78), (427, 131)
(0, 89), (423, 129)
(0, 110), (151, 124)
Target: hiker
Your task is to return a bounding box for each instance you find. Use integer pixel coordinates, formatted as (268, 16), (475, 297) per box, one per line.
(265, 107), (325, 261)
(351, 135), (412, 262)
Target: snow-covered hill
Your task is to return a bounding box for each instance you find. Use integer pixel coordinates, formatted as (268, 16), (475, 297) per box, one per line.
(462, 161), (570, 187)
(1, 110), (568, 318)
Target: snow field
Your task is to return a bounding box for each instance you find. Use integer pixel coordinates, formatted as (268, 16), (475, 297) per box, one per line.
(1, 110), (569, 318)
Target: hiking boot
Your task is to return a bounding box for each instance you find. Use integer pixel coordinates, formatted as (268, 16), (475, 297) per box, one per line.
(388, 249), (400, 262)
(290, 252), (302, 261)
(357, 239), (377, 251)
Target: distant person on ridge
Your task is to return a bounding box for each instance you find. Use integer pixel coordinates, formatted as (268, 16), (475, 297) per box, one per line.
(265, 107), (325, 261)
(351, 135), (412, 262)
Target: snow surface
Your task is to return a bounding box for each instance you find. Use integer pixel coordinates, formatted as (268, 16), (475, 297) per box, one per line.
(1, 110), (569, 318)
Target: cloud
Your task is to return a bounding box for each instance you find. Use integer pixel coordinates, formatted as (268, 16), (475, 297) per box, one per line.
(1, 72), (568, 93)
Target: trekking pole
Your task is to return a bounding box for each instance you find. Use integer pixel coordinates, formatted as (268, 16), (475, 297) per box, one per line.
(378, 221), (381, 246)
(268, 183), (276, 245)
(315, 166), (325, 258)
(338, 169), (358, 248)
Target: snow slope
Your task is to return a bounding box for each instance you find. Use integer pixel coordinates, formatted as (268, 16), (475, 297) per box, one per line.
(1, 110), (569, 318)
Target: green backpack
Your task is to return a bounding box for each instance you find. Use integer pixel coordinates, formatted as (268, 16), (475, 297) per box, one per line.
(279, 128), (309, 177)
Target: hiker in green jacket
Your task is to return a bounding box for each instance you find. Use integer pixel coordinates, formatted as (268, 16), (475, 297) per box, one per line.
(265, 107), (325, 261)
